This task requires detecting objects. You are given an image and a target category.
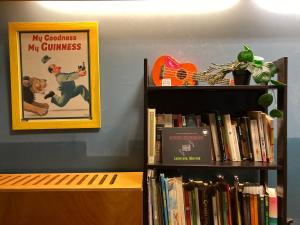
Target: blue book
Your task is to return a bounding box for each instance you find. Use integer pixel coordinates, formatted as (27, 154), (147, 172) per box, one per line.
(160, 173), (169, 225)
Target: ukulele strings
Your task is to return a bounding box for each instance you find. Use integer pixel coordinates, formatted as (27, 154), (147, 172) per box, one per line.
(156, 69), (214, 80)
(154, 68), (231, 84)
(157, 67), (225, 80)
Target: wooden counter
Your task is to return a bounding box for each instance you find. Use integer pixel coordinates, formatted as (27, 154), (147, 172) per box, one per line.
(0, 172), (143, 225)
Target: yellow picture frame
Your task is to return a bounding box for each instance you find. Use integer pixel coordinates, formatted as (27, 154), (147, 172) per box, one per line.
(9, 22), (101, 130)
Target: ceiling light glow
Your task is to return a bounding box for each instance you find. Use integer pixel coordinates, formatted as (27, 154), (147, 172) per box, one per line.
(38, 0), (240, 16)
(253, 0), (300, 14)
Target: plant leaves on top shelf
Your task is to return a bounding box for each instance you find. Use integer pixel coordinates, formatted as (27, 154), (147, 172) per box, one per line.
(265, 62), (277, 76)
(237, 45), (254, 63)
(270, 109), (284, 118)
(258, 93), (273, 108)
(270, 80), (286, 87)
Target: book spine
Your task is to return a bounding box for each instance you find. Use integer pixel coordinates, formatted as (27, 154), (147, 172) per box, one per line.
(236, 118), (247, 160)
(155, 124), (164, 163)
(262, 113), (271, 162)
(201, 185), (210, 225)
(178, 114), (183, 128)
(191, 188), (198, 225)
(164, 178), (171, 225)
(176, 177), (186, 225)
(216, 190), (223, 225)
(182, 115), (187, 127)
(160, 174), (169, 225)
(242, 193), (249, 225)
(222, 126), (230, 160)
(260, 195), (266, 225)
(257, 113), (267, 162)
(222, 191), (229, 225)
(151, 178), (159, 225)
(195, 187), (201, 225)
(268, 190), (278, 225)
(212, 195), (219, 225)
(215, 113), (226, 161)
(245, 193), (252, 225)
(156, 182), (164, 225)
(253, 194), (259, 225)
(167, 178), (179, 225)
(265, 194), (269, 225)
(172, 114), (179, 127)
(226, 185), (232, 225)
(148, 173), (153, 225)
(266, 115), (274, 162)
(250, 194), (255, 225)
(209, 113), (222, 161)
(234, 179), (242, 225)
(232, 123), (242, 161)
(242, 116), (253, 160)
(249, 120), (262, 161)
(223, 114), (238, 161)
(195, 115), (201, 128)
(148, 108), (156, 164)
(184, 189), (192, 225)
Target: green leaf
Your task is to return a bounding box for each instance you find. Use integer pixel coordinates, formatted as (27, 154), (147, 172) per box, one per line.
(258, 93), (273, 107)
(244, 45), (251, 51)
(270, 80), (286, 87)
(253, 71), (271, 84)
(238, 45), (254, 63)
(265, 62), (277, 76)
(270, 109), (283, 118)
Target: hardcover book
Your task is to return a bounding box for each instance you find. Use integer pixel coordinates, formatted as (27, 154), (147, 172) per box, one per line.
(162, 127), (212, 164)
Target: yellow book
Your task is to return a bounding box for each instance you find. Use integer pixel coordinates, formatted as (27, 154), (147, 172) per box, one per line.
(147, 108), (156, 164)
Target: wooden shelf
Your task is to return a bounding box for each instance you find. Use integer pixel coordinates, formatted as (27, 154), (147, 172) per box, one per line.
(147, 85), (281, 91)
(148, 161), (280, 170)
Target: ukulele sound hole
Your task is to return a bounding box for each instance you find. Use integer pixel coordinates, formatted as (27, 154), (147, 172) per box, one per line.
(177, 69), (187, 80)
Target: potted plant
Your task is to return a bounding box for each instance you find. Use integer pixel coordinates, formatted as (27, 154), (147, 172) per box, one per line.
(197, 45), (285, 117)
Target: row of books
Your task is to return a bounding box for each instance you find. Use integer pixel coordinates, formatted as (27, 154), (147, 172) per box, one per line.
(208, 111), (274, 162)
(148, 170), (278, 225)
(147, 109), (274, 164)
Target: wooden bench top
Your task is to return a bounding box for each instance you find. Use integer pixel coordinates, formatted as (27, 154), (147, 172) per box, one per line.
(0, 172), (143, 191)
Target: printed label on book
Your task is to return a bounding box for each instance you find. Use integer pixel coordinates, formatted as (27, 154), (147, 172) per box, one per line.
(162, 127), (212, 164)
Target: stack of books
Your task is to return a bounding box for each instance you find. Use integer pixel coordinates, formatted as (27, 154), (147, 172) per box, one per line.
(147, 170), (278, 225)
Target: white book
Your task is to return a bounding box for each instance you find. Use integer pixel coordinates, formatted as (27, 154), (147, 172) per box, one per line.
(223, 114), (239, 161)
(147, 108), (156, 164)
(194, 187), (201, 225)
(151, 178), (159, 225)
(164, 114), (173, 128)
(262, 113), (271, 162)
(208, 113), (222, 161)
(232, 123), (242, 161)
(265, 114), (274, 162)
(212, 195), (219, 225)
(175, 177), (186, 225)
(249, 119), (262, 161)
(248, 111), (267, 162)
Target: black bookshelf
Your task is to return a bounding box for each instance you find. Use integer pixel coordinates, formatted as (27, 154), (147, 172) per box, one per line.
(148, 161), (280, 170)
(147, 85), (280, 91)
(143, 57), (288, 225)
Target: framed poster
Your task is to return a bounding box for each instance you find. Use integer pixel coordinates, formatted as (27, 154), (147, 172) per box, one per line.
(8, 22), (100, 130)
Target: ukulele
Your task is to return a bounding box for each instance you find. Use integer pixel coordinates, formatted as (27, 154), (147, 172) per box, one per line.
(152, 55), (232, 86)
(152, 55), (197, 86)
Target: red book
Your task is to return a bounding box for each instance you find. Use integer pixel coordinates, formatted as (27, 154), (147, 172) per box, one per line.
(226, 185), (233, 225)
(177, 114), (183, 127)
(184, 189), (192, 225)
